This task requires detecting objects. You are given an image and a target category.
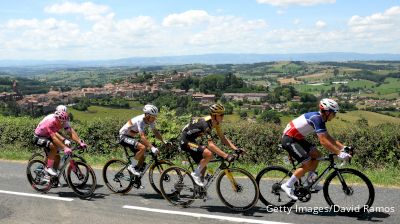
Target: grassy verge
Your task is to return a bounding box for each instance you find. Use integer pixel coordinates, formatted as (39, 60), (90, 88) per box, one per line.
(1, 148), (399, 188)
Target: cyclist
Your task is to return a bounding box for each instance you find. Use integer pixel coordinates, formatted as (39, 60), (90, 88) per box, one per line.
(119, 104), (166, 176)
(33, 108), (87, 182)
(280, 98), (352, 200)
(180, 103), (238, 187)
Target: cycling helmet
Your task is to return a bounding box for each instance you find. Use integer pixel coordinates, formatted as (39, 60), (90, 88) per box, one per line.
(319, 98), (339, 113)
(55, 110), (69, 121)
(209, 103), (225, 115)
(143, 104), (159, 116)
(56, 105), (67, 112)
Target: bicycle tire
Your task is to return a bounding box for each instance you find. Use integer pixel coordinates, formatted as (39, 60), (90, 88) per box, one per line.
(160, 166), (196, 207)
(26, 159), (52, 193)
(102, 159), (134, 194)
(67, 161), (97, 198)
(256, 166), (296, 208)
(148, 160), (174, 195)
(323, 168), (375, 214)
(216, 167), (259, 211)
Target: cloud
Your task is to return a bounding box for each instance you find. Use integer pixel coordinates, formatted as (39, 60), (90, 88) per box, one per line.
(348, 6), (400, 33)
(256, 0), (335, 7)
(162, 10), (211, 27)
(293, 19), (301, 25)
(315, 20), (326, 28)
(44, 1), (111, 21)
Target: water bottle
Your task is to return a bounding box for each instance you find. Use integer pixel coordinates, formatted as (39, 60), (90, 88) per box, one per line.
(306, 172), (318, 185)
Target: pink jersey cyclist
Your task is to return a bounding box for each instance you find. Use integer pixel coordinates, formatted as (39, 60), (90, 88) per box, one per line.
(35, 114), (71, 138)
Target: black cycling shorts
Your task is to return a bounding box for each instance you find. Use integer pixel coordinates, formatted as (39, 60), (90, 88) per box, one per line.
(281, 135), (316, 164)
(180, 134), (205, 164)
(119, 135), (139, 154)
(33, 135), (52, 151)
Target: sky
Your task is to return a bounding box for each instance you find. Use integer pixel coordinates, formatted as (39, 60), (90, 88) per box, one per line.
(0, 0), (399, 60)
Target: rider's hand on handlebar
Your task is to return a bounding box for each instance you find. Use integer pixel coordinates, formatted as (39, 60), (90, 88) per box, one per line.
(338, 151), (352, 160)
(79, 140), (87, 149)
(225, 153), (236, 162)
(64, 147), (72, 155)
(151, 146), (159, 155)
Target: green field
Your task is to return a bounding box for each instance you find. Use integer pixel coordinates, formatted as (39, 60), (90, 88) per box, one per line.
(69, 106), (142, 122)
(375, 78), (400, 95)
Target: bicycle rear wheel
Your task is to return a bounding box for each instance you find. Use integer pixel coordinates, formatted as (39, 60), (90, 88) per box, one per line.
(26, 159), (52, 193)
(67, 161), (97, 198)
(160, 166), (196, 207)
(323, 168), (375, 214)
(256, 166), (296, 208)
(148, 160), (174, 195)
(103, 159), (134, 194)
(216, 167), (259, 211)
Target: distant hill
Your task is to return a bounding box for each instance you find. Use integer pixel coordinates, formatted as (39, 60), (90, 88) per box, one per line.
(1, 52), (400, 67)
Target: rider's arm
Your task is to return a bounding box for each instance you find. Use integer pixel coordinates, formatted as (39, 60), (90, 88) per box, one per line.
(215, 125), (237, 150)
(152, 129), (166, 144)
(317, 132), (342, 154)
(69, 128), (83, 144)
(207, 139), (229, 159)
(50, 133), (66, 149)
(139, 131), (153, 149)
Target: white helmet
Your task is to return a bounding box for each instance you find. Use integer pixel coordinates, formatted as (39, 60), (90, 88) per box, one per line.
(143, 104), (158, 116)
(56, 105), (67, 112)
(319, 98), (339, 113)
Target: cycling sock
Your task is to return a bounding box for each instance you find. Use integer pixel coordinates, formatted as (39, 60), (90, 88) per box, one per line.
(194, 165), (204, 176)
(286, 175), (298, 188)
(47, 159), (54, 168)
(130, 158), (138, 168)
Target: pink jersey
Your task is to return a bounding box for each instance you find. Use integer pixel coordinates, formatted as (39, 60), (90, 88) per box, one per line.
(34, 114), (65, 138)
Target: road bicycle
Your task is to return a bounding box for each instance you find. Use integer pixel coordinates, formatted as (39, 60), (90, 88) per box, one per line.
(256, 146), (374, 213)
(102, 145), (174, 195)
(26, 146), (97, 198)
(159, 148), (259, 211)
(28, 145), (87, 187)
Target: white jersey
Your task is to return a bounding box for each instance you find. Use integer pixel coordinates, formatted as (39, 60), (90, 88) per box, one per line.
(119, 114), (155, 135)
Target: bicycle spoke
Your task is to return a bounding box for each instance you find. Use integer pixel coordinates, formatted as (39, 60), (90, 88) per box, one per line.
(160, 166), (195, 207)
(217, 168), (259, 211)
(103, 159), (133, 194)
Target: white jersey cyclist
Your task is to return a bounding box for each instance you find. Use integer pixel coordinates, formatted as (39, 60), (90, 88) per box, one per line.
(119, 114), (155, 136)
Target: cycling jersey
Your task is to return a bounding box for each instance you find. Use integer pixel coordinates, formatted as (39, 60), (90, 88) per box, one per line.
(119, 114), (155, 136)
(283, 112), (327, 140)
(181, 116), (223, 141)
(34, 114), (71, 138)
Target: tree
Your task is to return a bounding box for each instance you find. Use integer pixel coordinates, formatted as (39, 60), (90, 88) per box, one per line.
(258, 110), (281, 124)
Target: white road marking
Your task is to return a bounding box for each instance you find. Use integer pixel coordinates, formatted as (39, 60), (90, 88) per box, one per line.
(0, 189), (74, 201)
(123, 205), (291, 224)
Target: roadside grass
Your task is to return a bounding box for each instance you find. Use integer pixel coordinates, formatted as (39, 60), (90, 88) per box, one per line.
(1, 147), (398, 187)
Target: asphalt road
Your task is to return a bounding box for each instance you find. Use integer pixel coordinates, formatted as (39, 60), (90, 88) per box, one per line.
(0, 160), (398, 224)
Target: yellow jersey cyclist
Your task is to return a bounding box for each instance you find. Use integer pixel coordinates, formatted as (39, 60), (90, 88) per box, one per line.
(280, 98), (352, 200)
(33, 105), (87, 181)
(180, 103), (239, 187)
(119, 104), (166, 176)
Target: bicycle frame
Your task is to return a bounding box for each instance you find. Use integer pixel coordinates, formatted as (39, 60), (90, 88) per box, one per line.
(120, 146), (159, 179)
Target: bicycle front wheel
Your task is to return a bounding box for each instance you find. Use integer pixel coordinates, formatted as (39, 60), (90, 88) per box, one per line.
(26, 159), (51, 193)
(216, 168), (259, 211)
(323, 168), (375, 214)
(256, 166), (296, 208)
(102, 159), (134, 194)
(67, 161), (97, 198)
(148, 160), (174, 195)
(62, 155), (87, 185)
(160, 166), (196, 207)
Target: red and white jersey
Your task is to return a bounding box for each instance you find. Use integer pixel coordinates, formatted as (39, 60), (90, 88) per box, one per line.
(283, 112), (327, 140)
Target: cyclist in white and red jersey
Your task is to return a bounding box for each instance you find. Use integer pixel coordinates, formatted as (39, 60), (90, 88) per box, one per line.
(34, 106), (87, 180)
(280, 98), (352, 200)
(119, 104), (166, 176)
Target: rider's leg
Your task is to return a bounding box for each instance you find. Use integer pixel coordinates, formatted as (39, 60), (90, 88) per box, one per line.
(197, 148), (213, 177)
(134, 142), (146, 167)
(47, 143), (57, 168)
(307, 149), (321, 178)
